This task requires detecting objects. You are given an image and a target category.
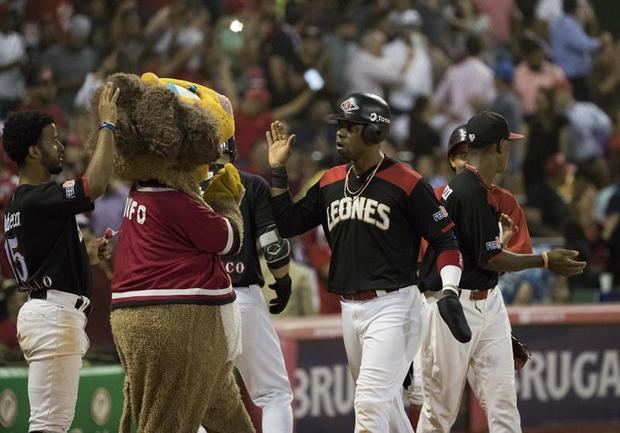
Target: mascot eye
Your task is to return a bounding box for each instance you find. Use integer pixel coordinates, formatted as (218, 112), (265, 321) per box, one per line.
(186, 84), (199, 96)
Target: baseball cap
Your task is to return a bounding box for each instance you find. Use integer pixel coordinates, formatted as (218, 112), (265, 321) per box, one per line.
(465, 112), (524, 148)
(493, 60), (514, 83)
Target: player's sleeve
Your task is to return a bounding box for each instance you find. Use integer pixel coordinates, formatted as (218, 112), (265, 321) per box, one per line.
(251, 175), (290, 269)
(271, 181), (322, 238)
(176, 198), (241, 255)
(408, 180), (461, 271)
(34, 177), (94, 217)
(458, 189), (502, 266)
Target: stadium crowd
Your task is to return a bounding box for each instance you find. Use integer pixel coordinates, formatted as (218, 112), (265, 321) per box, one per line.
(1, 0), (620, 358)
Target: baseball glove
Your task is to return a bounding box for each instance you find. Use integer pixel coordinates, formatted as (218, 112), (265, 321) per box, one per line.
(512, 334), (531, 371)
(437, 290), (472, 343)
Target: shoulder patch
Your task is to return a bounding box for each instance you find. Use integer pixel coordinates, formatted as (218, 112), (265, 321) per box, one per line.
(441, 185), (454, 201)
(375, 162), (421, 195)
(63, 179), (76, 200)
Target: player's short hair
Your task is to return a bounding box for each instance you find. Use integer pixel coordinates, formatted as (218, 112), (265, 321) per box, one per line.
(563, 0), (578, 14)
(2, 111), (54, 166)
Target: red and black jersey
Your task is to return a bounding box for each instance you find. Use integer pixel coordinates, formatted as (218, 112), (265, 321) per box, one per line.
(111, 181), (241, 309)
(424, 165), (503, 290)
(271, 157), (460, 295)
(3, 177), (93, 295)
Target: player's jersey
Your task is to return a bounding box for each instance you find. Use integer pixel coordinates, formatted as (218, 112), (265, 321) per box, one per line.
(3, 177), (93, 296)
(272, 157), (459, 295)
(419, 180), (532, 290)
(111, 181), (240, 309)
(421, 165), (502, 290)
(222, 172), (274, 288)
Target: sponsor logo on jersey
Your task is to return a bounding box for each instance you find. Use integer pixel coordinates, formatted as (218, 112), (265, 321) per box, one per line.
(326, 197), (391, 232)
(485, 236), (502, 251)
(3, 211), (20, 232)
(340, 98), (359, 113)
(433, 206), (448, 222)
(368, 112), (390, 124)
(63, 179), (76, 200)
(441, 185), (454, 201)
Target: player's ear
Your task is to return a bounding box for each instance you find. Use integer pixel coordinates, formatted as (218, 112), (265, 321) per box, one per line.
(27, 144), (40, 160)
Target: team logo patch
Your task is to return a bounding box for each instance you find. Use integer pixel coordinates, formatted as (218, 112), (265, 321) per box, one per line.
(63, 179), (76, 200)
(340, 98), (359, 113)
(433, 206), (448, 222)
(485, 236), (502, 251)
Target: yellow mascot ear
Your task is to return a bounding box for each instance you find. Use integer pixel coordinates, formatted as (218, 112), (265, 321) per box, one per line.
(140, 73), (235, 145)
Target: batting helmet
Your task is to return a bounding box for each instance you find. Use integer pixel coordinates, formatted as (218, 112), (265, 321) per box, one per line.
(328, 93), (391, 144)
(448, 124), (468, 155)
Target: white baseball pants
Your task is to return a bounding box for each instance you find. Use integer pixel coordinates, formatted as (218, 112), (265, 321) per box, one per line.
(341, 285), (429, 433)
(234, 286), (294, 433)
(16, 292), (90, 433)
(418, 287), (521, 433)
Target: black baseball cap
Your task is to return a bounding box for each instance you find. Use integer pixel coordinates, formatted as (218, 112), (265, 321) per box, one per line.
(465, 112), (524, 148)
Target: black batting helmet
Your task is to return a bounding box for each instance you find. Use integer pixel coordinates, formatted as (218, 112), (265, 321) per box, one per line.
(448, 124), (468, 155)
(328, 93), (391, 144)
(220, 136), (237, 163)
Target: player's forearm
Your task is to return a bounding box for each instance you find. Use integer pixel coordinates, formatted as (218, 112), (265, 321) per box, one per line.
(484, 250), (544, 273)
(84, 127), (115, 200)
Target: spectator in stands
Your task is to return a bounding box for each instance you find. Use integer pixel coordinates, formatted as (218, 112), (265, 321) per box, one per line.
(406, 96), (440, 159)
(323, 16), (358, 98)
(0, 5), (27, 120)
(20, 66), (67, 130)
(294, 98), (337, 155)
(40, 14), (98, 115)
(523, 88), (569, 188)
(344, 29), (413, 98)
(433, 34), (495, 144)
(384, 9), (433, 144)
(603, 183), (620, 290)
(513, 35), (566, 117)
(549, 0), (606, 100)
(472, 0), (517, 48)
(554, 79), (612, 167)
(526, 152), (574, 236)
(589, 36), (620, 116)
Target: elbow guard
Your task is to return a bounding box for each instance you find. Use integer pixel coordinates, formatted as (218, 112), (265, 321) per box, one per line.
(259, 225), (290, 269)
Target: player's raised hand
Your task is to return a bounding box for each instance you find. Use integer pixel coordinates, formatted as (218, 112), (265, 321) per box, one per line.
(266, 121), (295, 168)
(546, 249), (587, 277)
(98, 81), (120, 124)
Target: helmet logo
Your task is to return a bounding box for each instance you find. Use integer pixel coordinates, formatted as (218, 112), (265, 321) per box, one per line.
(340, 98), (359, 113)
(368, 112), (390, 124)
(468, 133), (476, 142)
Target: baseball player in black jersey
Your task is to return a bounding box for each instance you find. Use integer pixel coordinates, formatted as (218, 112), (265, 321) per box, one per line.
(201, 138), (294, 433)
(2, 82), (119, 433)
(265, 93), (470, 433)
(416, 112), (586, 433)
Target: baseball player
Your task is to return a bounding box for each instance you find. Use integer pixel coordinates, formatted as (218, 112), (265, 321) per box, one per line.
(265, 92), (470, 433)
(1, 82), (119, 433)
(405, 124), (533, 425)
(204, 138), (294, 433)
(416, 112), (586, 433)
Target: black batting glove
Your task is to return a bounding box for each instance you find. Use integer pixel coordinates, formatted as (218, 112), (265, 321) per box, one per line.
(268, 274), (292, 314)
(437, 289), (472, 343)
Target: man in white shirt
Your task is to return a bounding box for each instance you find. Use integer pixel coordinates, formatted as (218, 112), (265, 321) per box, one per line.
(0, 7), (26, 120)
(344, 29), (414, 99)
(384, 9), (434, 144)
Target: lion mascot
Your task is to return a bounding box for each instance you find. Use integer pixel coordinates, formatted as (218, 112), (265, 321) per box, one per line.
(90, 72), (255, 433)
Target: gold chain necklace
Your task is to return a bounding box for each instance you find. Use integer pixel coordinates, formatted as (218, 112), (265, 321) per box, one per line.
(344, 154), (385, 199)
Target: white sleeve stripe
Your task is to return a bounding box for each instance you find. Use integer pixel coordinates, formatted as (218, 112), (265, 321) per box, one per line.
(219, 218), (235, 255)
(258, 230), (279, 247)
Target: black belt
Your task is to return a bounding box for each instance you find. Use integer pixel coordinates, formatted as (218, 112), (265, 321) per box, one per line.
(340, 288), (400, 301)
(30, 290), (93, 316)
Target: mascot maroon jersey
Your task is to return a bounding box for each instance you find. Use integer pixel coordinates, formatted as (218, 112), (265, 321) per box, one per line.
(111, 181), (241, 308)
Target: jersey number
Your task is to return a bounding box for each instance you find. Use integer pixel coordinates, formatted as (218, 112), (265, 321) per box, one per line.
(4, 237), (29, 283)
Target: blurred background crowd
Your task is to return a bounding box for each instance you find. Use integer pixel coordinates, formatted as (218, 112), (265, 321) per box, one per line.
(1, 0), (620, 361)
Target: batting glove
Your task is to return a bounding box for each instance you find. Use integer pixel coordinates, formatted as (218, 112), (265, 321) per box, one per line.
(437, 289), (472, 343)
(269, 275), (292, 314)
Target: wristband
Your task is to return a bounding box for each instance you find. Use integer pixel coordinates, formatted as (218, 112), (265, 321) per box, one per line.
(442, 285), (459, 296)
(98, 121), (117, 132)
(541, 252), (549, 269)
(271, 166), (288, 189)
